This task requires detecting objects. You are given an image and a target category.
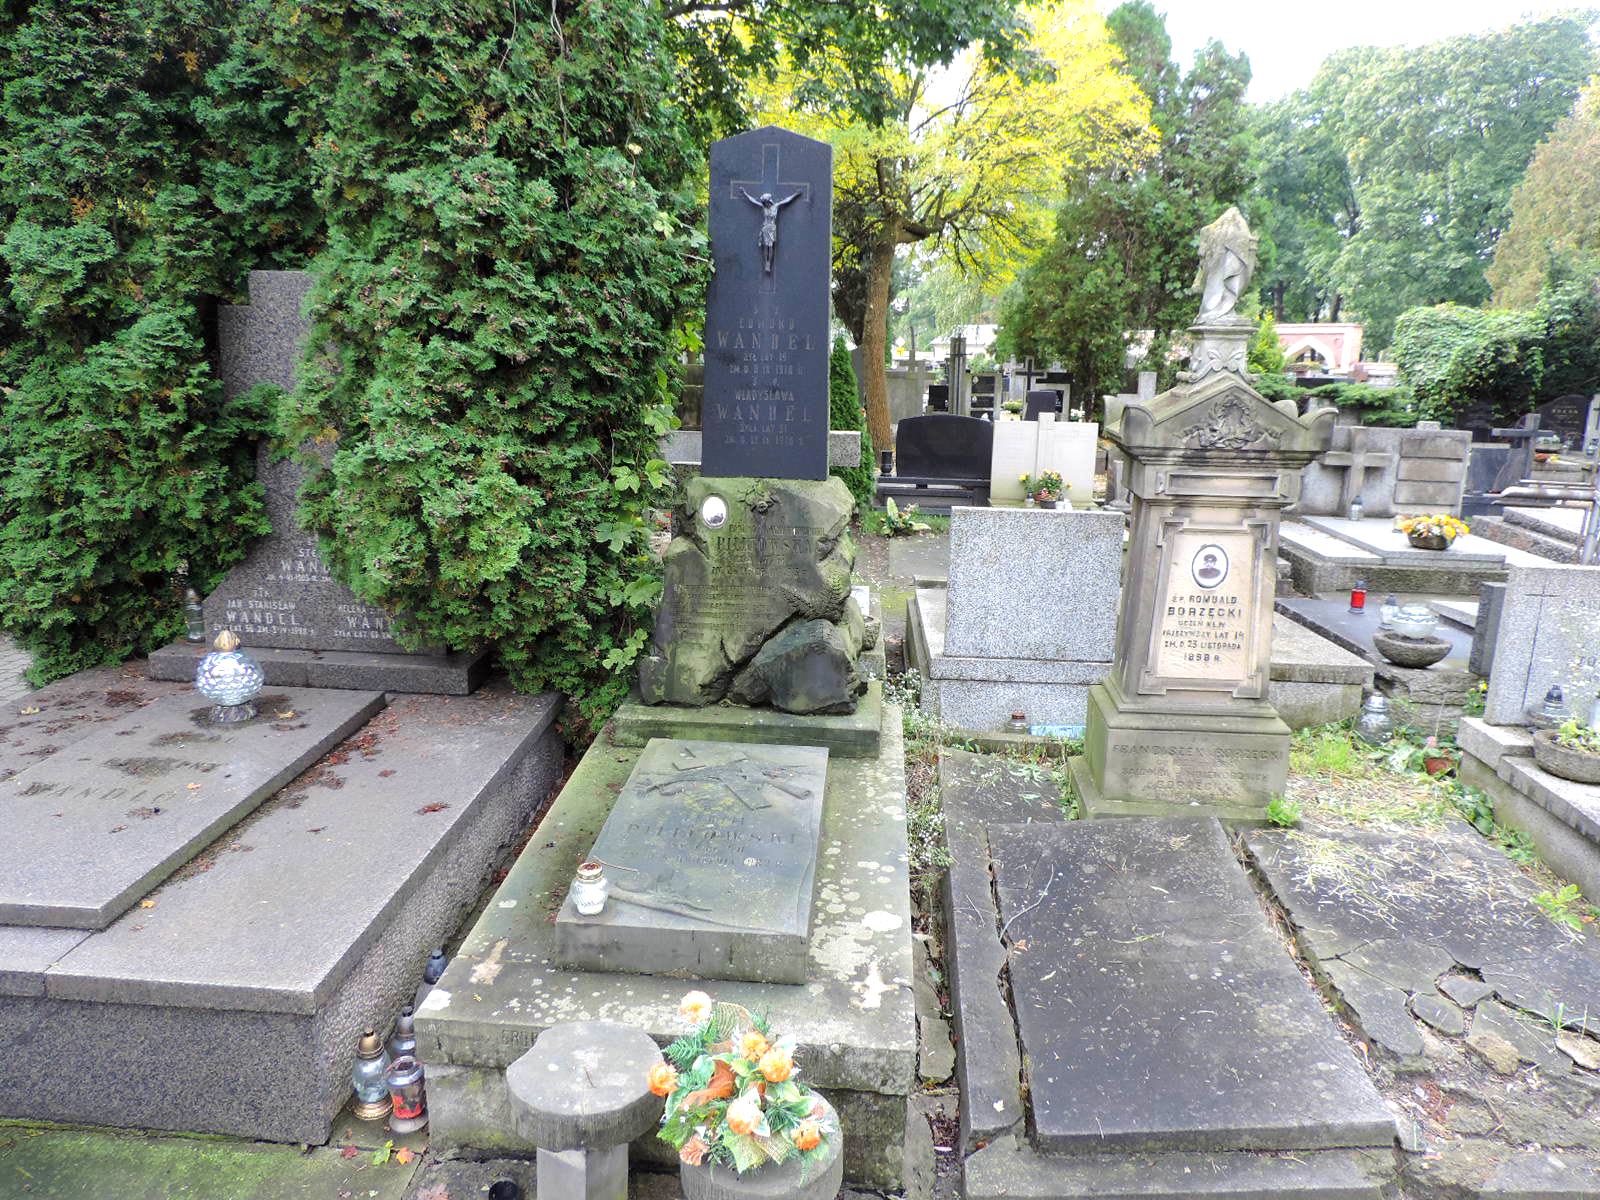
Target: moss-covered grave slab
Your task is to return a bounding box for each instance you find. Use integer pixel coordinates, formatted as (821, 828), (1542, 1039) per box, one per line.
(416, 705), (915, 1188)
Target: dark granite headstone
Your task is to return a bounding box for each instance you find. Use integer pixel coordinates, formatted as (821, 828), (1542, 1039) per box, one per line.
(894, 414), (994, 480)
(1023, 389), (1060, 421)
(1489, 413), (1542, 492)
(207, 272), (437, 655)
(555, 737), (827, 985)
(926, 383), (950, 412)
(1536, 394), (1594, 449)
(702, 127), (832, 480)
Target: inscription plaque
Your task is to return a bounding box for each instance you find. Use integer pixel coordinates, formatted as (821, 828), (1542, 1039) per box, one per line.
(1151, 528), (1255, 682)
(702, 127), (832, 481)
(556, 738), (828, 984)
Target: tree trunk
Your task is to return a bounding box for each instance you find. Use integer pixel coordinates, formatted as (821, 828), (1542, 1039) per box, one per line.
(1329, 292), (1343, 322)
(860, 228), (897, 454)
(1271, 281), (1285, 322)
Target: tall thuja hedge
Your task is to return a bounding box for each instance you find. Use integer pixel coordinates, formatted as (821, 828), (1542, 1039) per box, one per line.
(0, 3), (318, 682)
(262, 1), (704, 734)
(829, 337), (875, 509)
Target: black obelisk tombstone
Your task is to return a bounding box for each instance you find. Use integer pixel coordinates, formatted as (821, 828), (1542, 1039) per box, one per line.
(701, 126), (833, 481)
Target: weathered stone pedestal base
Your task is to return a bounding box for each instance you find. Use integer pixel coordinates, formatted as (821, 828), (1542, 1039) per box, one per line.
(1074, 681), (1289, 822)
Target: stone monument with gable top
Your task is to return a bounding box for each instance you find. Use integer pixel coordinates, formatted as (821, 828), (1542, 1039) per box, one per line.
(1070, 208), (1335, 820)
(634, 126), (877, 718)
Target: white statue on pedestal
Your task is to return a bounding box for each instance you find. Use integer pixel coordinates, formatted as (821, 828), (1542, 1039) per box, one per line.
(1192, 206), (1258, 324)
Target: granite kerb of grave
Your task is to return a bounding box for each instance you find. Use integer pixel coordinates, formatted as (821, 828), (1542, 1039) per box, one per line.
(9, 687), (560, 1012)
(0, 686), (385, 930)
(416, 714), (916, 1091)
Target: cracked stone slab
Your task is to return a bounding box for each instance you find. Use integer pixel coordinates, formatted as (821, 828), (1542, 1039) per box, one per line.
(1247, 823), (1600, 1054)
(1410, 992), (1465, 1036)
(937, 749), (1069, 1153)
(992, 818), (1394, 1153)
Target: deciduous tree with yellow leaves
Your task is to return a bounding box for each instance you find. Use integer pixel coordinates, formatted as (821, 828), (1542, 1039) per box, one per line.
(755, 1), (1153, 450)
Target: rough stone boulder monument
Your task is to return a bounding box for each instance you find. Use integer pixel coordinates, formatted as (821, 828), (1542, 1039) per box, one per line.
(634, 125), (873, 717)
(1072, 207), (1336, 820)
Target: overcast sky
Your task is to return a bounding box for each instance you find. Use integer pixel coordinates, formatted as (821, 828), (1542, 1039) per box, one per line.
(1150, 0), (1586, 100)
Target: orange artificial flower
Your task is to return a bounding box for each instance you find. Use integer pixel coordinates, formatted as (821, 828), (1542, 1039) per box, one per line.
(792, 1119), (822, 1151)
(757, 1045), (793, 1083)
(682, 1059), (735, 1109)
(679, 1133), (709, 1166)
(740, 1030), (770, 1061)
(679, 990), (713, 1025)
(725, 1092), (763, 1136)
(647, 1061), (678, 1097)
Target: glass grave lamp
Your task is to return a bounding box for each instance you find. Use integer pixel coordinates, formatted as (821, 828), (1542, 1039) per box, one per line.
(1378, 595), (1401, 630)
(1353, 692), (1396, 746)
(1526, 685), (1570, 730)
(1348, 579), (1368, 614)
(351, 1028), (392, 1121)
(194, 629), (264, 724)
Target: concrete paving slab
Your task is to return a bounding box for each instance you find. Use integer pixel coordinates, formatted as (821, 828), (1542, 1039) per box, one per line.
(0, 687), (384, 928)
(0, 1125), (417, 1200)
(992, 818), (1394, 1153)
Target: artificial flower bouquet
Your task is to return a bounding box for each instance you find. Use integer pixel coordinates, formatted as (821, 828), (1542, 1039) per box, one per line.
(1393, 513), (1469, 542)
(650, 991), (837, 1175)
(1020, 470), (1064, 501)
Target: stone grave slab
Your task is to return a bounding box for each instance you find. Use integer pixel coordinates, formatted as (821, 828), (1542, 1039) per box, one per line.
(1247, 824), (1600, 1038)
(1483, 563), (1600, 724)
(416, 714), (915, 1190)
(1299, 515), (1525, 567)
(1, 663), (189, 783)
(611, 679), (881, 758)
(1275, 595), (1473, 668)
(0, 685), (563, 1144)
(991, 818), (1394, 1153)
(555, 738), (827, 985)
(0, 686), (384, 929)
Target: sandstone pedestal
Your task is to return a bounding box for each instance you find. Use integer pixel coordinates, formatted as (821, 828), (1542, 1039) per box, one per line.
(506, 1021), (665, 1200)
(1075, 323), (1334, 820)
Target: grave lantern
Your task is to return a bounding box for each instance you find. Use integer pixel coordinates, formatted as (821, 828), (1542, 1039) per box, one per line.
(351, 1028), (392, 1121)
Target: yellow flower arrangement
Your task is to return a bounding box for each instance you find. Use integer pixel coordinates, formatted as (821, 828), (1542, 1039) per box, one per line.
(1394, 513), (1469, 542)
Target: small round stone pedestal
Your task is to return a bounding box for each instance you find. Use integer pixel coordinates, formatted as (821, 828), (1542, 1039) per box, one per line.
(505, 1020), (664, 1200)
(680, 1096), (844, 1200)
(1372, 628), (1451, 669)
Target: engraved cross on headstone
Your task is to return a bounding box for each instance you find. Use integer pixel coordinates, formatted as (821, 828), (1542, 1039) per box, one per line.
(732, 143), (810, 282)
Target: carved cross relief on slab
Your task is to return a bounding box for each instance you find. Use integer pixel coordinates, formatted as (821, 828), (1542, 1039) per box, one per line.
(732, 143), (811, 283)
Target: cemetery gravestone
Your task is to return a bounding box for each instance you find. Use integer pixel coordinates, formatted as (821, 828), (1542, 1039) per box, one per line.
(1483, 563), (1600, 725)
(1024, 389), (1059, 421)
(145, 271), (487, 693)
(926, 382), (950, 412)
(1072, 208), (1335, 819)
(556, 738), (827, 985)
(1536, 394), (1594, 451)
(702, 127), (832, 481)
(637, 126), (874, 716)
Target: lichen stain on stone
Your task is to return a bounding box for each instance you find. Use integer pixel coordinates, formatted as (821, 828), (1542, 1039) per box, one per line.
(419, 988), (451, 1012)
(852, 960), (891, 1009)
(470, 938), (508, 986)
(862, 910), (902, 933)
